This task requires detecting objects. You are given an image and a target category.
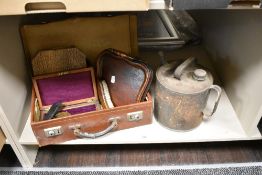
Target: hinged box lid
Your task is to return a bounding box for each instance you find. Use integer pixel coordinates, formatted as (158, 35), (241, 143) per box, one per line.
(20, 15), (138, 76)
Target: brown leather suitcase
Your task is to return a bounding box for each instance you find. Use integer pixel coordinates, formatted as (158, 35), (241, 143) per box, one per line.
(30, 89), (152, 147)
(21, 15), (153, 147)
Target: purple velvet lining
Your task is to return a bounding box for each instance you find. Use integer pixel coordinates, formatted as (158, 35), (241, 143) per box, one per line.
(37, 71), (94, 106)
(64, 104), (96, 115)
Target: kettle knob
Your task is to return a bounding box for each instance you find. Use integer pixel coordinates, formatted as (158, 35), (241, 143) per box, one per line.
(193, 69), (207, 81)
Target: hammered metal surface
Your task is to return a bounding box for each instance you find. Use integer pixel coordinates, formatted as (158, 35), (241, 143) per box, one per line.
(155, 81), (208, 130)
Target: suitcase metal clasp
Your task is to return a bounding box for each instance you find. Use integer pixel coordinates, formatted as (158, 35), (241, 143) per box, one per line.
(44, 126), (63, 137)
(127, 111), (143, 121)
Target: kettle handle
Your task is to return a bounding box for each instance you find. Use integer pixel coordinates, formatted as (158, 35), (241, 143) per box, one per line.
(174, 57), (195, 80)
(203, 85), (222, 119)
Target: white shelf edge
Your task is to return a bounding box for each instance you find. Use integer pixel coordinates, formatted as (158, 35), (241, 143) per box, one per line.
(0, 0), (166, 16)
(149, 0), (166, 9)
(19, 89), (261, 145)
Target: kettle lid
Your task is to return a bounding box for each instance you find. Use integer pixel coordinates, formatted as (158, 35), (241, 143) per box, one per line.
(156, 57), (213, 94)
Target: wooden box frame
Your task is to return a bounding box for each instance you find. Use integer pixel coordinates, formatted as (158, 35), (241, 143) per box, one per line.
(32, 67), (98, 110)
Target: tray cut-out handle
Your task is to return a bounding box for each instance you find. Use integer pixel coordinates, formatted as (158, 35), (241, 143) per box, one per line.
(25, 2), (66, 13)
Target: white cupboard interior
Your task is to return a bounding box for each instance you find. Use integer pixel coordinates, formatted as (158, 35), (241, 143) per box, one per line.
(0, 9), (261, 167)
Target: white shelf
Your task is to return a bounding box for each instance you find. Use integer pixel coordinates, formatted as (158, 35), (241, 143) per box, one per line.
(19, 89), (261, 145)
(0, 0), (167, 16)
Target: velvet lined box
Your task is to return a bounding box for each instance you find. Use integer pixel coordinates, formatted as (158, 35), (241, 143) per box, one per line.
(32, 68), (99, 121)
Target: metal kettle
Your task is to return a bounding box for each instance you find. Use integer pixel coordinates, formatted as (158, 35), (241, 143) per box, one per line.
(155, 57), (222, 131)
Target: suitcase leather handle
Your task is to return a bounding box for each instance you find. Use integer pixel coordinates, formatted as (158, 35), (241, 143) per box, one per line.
(71, 118), (118, 139)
